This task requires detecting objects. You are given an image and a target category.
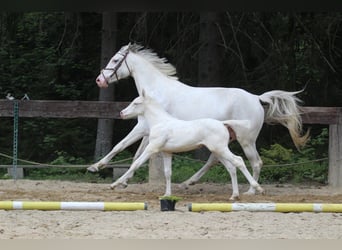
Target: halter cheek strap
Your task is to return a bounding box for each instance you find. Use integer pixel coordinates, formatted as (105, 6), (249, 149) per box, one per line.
(101, 50), (131, 84)
(114, 59), (132, 82)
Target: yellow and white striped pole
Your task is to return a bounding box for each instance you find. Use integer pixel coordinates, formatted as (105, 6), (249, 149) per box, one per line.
(0, 201), (147, 211)
(188, 203), (342, 213)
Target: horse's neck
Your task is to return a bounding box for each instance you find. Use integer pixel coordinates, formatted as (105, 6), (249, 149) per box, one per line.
(143, 102), (174, 127)
(128, 53), (183, 96)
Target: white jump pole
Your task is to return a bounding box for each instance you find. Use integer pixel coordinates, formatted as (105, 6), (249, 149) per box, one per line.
(188, 203), (342, 213)
(0, 201), (147, 211)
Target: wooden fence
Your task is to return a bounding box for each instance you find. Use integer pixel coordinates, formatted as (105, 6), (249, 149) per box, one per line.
(0, 100), (341, 187)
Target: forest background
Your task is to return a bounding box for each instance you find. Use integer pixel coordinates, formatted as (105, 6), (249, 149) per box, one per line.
(0, 12), (341, 183)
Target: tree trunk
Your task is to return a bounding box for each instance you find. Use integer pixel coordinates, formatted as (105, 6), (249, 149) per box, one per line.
(198, 12), (221, 85)
(195, 12), (222, 160)
(94, 12), (117, 160)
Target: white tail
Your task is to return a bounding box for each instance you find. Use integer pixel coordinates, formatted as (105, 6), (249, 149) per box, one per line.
(259, 89), (310, 149)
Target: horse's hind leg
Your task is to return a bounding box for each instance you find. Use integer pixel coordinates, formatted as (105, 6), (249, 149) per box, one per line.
(240, 142), (263, 195)
(180, 153), (218, 189)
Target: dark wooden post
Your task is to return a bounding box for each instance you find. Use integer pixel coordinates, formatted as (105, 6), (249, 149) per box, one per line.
(94, 12), (117, 160)
(328, 108), (342, 187)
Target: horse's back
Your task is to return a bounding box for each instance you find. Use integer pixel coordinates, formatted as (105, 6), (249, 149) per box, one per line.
(167, 86), (263, 122)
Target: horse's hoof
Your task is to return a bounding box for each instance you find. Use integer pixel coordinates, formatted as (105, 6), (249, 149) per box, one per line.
(110, 182), (127, 190)
(243, 188), (256, 196)
(258, 187), (266, 195)
(178, 182), (189, 190)
(229, 195), (240, 201)
(180, 180), (196, 188)
(87, 165), (99, 172)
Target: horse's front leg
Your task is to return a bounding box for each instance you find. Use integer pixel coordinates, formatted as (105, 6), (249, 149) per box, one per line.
(110, 147), (154, 189)
(162, 152), (172, 196)
(87, 121), (148, 172)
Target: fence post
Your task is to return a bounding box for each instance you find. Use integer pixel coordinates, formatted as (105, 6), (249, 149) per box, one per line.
(148, 153), (165, 185)
(328, 108), (342, 188)
(8, 100), (24, 179)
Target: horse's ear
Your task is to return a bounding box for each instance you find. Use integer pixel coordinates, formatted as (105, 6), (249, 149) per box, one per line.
(127, 42), (132, 49)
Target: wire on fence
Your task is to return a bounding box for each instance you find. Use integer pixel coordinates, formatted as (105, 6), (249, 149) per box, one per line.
(0, 152), (133, 168)
(0, 151), (330, 169)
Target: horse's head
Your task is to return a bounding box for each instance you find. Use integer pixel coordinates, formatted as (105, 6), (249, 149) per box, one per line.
(96, 43), (132, 88)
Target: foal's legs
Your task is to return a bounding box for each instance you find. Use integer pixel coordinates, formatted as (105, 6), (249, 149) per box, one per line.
(218, 148), (264, 200)
(110, 146), (155, 189)
(215, 155), (239, 200)
(180, 153), (218, 188)
(87, 122), (148, 172)
(162, 152), (173, 196)
(181, 141), (263, 195)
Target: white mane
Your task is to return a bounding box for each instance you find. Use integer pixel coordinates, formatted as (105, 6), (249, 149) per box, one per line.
(128, 44), (178, 80)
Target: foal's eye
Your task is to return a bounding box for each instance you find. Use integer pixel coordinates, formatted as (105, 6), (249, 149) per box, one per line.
(113, 59), (119, 63)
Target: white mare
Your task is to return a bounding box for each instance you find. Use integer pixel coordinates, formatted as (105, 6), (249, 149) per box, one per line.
(88, 43), (309, 194)
(112, 91), (264, 200)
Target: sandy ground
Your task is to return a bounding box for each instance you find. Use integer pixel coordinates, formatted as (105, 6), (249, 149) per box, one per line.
(0, 179), (342, 239)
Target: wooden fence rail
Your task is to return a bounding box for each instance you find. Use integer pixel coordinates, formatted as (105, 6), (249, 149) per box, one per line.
(1, 100), (341, 187)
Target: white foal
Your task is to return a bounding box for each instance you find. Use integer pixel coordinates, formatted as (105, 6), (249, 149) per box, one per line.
(111, 92), (264, 200)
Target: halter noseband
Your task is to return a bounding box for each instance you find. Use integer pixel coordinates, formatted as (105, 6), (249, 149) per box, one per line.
(101, 49), (131, 84)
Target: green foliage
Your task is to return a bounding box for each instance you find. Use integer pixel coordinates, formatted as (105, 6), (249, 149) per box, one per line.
(0, 12), (100, 166)
(258, 128), (329, 184)
(25, 150), (90, 181)
(260, 143), (293, 165)
(49, 151), (86, 165)
(159, 195), (182, 202)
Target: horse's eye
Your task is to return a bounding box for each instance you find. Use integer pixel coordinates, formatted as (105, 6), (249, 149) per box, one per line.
(113, 59), (119, 63)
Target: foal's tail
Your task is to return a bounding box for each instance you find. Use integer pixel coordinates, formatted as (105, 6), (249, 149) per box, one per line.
(258, 89), (310, 149)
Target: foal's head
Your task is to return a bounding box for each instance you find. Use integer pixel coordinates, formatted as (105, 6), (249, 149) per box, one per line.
(120, 91), (154, 120)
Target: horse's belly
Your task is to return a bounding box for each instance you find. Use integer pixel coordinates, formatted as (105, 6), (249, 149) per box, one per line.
(162, 141), (202, 153)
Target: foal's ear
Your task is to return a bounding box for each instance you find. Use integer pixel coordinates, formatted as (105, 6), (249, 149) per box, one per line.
(141, 89), (146, 98)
